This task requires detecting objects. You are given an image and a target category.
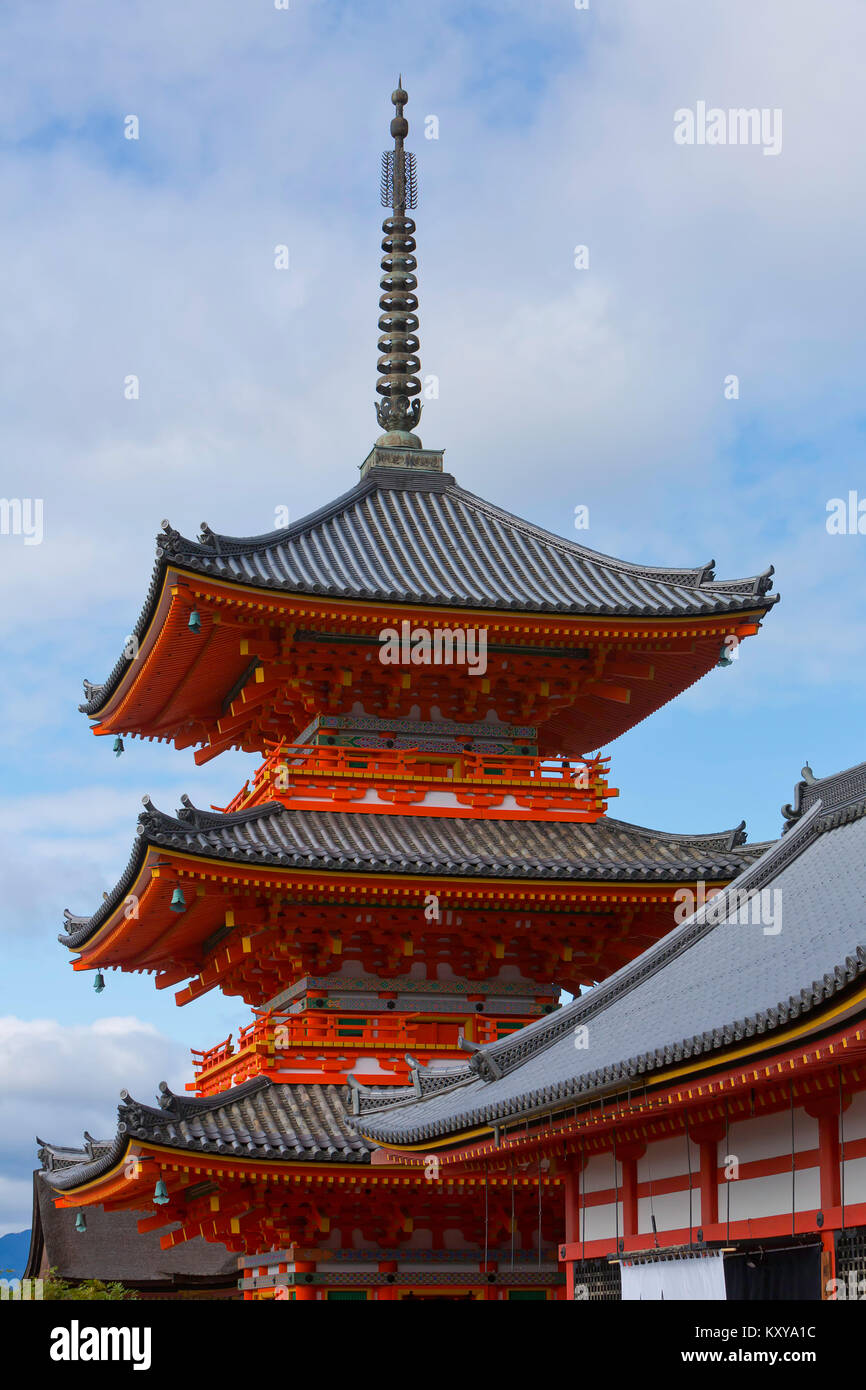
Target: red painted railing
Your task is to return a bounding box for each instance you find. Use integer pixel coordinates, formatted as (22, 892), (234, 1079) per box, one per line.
(187, 1008), (530, 1095)
(218, 742), (613, 816)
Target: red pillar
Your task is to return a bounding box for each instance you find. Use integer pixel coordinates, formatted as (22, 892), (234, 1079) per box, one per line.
(817, 1108), (841, 1210)
(690, 1122), (725, 1233)
(616, 1141), (646, 1240)
(378, 1260), (398, 1301)
(561, 1156), (585, 1299)
(294, 1260), (317, 1301)
(622, 1157), (639, 1237)
(699, 1140), (718, 1228)
(804, 1093), (851, 1216)
(806, 1088), (853, 1299)
(821, 1231), (836, 1299)
(563, 1159), (581, 1245)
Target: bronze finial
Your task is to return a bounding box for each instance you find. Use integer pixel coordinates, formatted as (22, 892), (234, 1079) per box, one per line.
(375, 81), (423, 448)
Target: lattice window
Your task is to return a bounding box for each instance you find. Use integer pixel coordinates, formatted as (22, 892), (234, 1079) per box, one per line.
(572, 1257), (621, 1301)
(835, 1226), (866, 1290)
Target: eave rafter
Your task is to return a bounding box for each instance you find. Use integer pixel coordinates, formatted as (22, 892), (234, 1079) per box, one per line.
(85, 567), (767, 759)
(68, 850), (718, 1006)
(52, 1138), (563, 1256)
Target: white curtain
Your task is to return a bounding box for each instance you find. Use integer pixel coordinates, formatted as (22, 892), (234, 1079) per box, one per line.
(621, 1251), (726, 1300)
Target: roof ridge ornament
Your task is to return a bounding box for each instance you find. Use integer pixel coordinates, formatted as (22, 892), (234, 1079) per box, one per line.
(375, 80), (424, 450)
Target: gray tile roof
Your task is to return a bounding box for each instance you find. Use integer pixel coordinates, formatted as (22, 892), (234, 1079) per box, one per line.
(357, 761), (866, 1145)
(81, 466), (777, 715)
(24, 1172), (237, 1286)
(59, 796), (764, 950)
(41, 1079), (371, 1193)
(782, 759), (866, 830)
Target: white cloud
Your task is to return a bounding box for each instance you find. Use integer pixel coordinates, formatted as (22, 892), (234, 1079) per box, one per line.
(0, 0), (862, 690)
(0, 1015), (190, 1230)
(0, 0), (865, 1225)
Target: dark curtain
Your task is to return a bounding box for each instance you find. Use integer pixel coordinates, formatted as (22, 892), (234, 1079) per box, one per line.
(724, 1245), (821, 1300)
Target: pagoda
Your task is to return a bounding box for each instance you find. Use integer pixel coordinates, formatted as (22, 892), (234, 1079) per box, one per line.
(35, 85), (778, 1301)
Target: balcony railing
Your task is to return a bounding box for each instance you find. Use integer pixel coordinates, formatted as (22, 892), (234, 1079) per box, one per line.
(187, 1008), (528, 1096)
(219, 742), (615, 818)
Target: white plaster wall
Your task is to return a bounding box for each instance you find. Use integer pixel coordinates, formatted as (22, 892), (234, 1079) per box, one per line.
(722, 1166), (820, 1222)
(637, 1135), (700, 1184)
(841, 1154), (866, 1204)
(579, 1107), (835, 1241)
(727, 1108), (816, 1162)
(843, 1090), (866, 1143)
(638, 1188), (699, 1235)
(581, 1153), (619, 1195)
(581, 1199), (621, 1243)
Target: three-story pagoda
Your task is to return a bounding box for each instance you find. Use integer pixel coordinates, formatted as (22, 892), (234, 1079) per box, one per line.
(35, 85), (778, 1301)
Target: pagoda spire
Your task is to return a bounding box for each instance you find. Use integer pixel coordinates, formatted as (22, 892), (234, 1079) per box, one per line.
(375, 79), (423, 449)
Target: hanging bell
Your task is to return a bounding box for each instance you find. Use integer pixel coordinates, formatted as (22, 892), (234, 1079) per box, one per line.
(153, 1179), (170, 1206)
(188, 608), (202, 634)
(113, 736), (124, 756)
(170, 887), (186, 913)
(75, 1213), (87, 1233)
(93, 971), (105, 994)
(716, 641), (733, 668)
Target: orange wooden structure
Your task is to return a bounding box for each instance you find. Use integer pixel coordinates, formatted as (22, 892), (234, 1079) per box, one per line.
(42, 83), (779, 1300)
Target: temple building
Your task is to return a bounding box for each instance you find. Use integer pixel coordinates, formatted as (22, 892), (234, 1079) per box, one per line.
(359, 760), (866, 1303)
(23, 1168), (237, 1299)
(30, 85), (779, 1301)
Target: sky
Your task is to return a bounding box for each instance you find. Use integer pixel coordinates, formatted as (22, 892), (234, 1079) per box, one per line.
(0, 0), (864, 1234)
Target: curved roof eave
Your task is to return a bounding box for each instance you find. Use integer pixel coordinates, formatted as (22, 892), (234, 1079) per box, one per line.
(80, 468), (778, 718)
(40, 1078), (371, 1192)
(60, 797), (761, 953)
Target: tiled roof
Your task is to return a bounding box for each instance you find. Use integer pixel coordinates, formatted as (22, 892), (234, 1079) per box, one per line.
(41, 1079), (371, 1193)
(782, 759), (866, 830)
(24, 1172), (237, 1286)
(357, 761), (866, 1145)
(59, 798), (764, 950)
(81, 466), (776, 714)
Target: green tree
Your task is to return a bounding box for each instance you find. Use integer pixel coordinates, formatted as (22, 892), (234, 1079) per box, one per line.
(42, 1267), (139, 1300)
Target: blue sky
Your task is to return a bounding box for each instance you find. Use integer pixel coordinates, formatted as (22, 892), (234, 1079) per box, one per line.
(0, 0), (864, 1233)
